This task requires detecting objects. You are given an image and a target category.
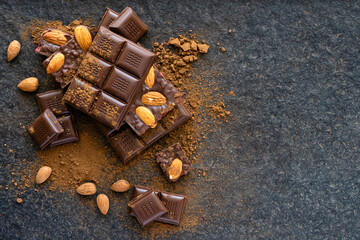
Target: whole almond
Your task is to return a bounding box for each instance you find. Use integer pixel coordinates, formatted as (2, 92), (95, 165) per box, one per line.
(110, 180), (130, 192)
(43, 30), (67, 46)
(7, 40), (21, 61)
(76, 182), (97, 195)
(17, 77), (39, 92)
(141, 92), (167, 106)
(46, 53), (65, 74)
(74, 25), (92, 52)
(97, 194), (109, 215)
(144, 66), (155, 88)
(168, 158), (183, 181)
(36, 166), (52, 184)
(135, 106), (156, 128)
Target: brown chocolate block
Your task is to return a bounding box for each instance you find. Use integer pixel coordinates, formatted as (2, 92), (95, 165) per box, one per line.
(49, 115), (79, 147)
(128, 190), (167, 226)
(36, 89), (70, 116)
(109, 6), (148, 42)
(28, 109), (64, 149)
(156, 192), (186, 225)
(156, 143), (193, 182)
(129, 186), (161, 217)
(97, 8), (120, 31)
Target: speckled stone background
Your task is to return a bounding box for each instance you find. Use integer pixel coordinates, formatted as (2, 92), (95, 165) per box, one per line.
(0, 0), (360, 239)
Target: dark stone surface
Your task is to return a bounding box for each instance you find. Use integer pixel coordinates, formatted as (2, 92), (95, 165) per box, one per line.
(0, 0), (360, 239)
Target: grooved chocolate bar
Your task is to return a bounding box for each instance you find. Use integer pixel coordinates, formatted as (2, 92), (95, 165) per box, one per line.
(64, 26), (156, 130)
(97, 102), (191, 164)
(28, 109), (64, 149)
(35, 28), (73, 57)
(97, 8), (120, 32)
(36, 89), (79, 147)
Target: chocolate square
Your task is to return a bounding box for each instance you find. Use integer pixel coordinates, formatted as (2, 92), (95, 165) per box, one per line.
(129, 186), (161, 217)
(115, 41), (156, 79)
(156, 143), (193, 182)
(109, 7), (148, 42)
(36, 89), (70, 116)
(128, 190), (167, 226)
(90, 91), (126, 128)
(97, 8), (119, 31)
(156, 192), (186, 225)
(28, 109), (64, 149)
(49, 115), (79, 147)
(102, 67), (140, 102)
(77, 53), (113, 87)
(89, 27), (126, 63)
(63, 77), (100, 113)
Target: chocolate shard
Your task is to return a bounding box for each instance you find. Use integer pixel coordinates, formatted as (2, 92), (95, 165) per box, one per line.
(28, 109), (64, 149)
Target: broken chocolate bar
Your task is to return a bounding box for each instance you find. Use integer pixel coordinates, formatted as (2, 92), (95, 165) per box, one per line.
(35, 28), (73, 57)
(97, 8), (120, 32)
(156, 143), (193, 182)
(128, 189), (168, 226)
(28, 109), (64, 149)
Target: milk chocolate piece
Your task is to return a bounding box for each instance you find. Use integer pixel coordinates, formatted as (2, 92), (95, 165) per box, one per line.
(35, 28), (73, 57)
(43, 39), (85, 88)
(109, 6), (148, 42)
(28, 109), (64, 149)
(128, 190), (167, 226)
(156, 143), (193, 182)
(36, 89), (70, 116)
(97, 8), (120, 31)
(49, 115), (79, 147)
(129, 186), (161, 217)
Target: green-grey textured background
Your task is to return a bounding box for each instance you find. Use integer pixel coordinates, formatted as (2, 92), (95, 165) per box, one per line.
(0, 0), (360, 239)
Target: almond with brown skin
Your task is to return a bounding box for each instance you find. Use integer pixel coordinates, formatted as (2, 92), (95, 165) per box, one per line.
(43, 30), (68, 46)
(46, 53), (65, 74)
(135, 106), (156, 128)
(144, 66), (155, 88)
(17, 77), (39, 92)
(168, 159), (183, 181)
(7, 40), (21, 61)
(76, 182), (97, 195)
(97, 194), (109, 215)
(141, 92), (167, 106)
(36, 166), (52, 184)
(110, 180), (130, 192)
(74, 25), (92, 52)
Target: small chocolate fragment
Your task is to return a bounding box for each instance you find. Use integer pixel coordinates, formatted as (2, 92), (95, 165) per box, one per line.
(128, 190), (167, 226)
(28, 109), (64, 149)
(35, 28), (73, 57)
(109, 6), (148, 42)
(49, 115), (79, 147)
(129, 186), (161, 217)
(156, 143), (193, 182)
(97, 8), (120, 31)
(36, 89), (70, 116)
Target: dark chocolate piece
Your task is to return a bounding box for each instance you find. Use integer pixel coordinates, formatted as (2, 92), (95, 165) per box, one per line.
(49, 115), (79, 147)
(35, 28), (73, 57)
(97, 103), (191, 164)
(156, 143), (193, 182)
(128, 190), (167, 226)
(97, 8), (120, 32)
(129, 186), (161, 217)
(36, 89), (70, 116)
(43, 38), (85, 88)
(28, 109), (64, 149)
(125, 68), (182, 136)
(109, 7), (148, 43)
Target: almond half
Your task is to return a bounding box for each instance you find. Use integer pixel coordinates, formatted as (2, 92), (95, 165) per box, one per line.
(43, 30), (67, 46)
(46, 53), (65, 74)
(36, 166), (52, 184)
(110, 180), (130, 192)
(144, 66), (155, 88)
(7, 40), (21, 62)
(74, 25), (92, 52)
(135, 106), (156, 128)
(141, 92), (167, 106)
(97, 194), (109, 215)
(76, 182), (97, 195)
(168, 159), (183, 181)
(17, 77), (39, 92)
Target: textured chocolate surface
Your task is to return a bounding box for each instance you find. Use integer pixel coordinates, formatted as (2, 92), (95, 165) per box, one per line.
(36, 89), (70, 116)
(43, 38), (85, 88)
(98, 103), (191, 164)
(35, 28), (73, 57)
(125, 68), (182, 136)
(109, 6), (148, 42)
(156, 143), (193, 182)
(128, 190), (167, 226)
(129, 186), (161, 217)
(97, 8), (119, 32)
(27, 109), (64, 149)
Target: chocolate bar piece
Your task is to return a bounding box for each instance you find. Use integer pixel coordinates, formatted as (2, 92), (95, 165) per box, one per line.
(43, 38), (85, 88)
(64, 26), (155, 130)
(156, 143), (193, 182)
(129, 185), (186, 225)
(125, 67), (182, 136)
(35, 28), (73, 57)
(28, 109), (64, 149)
(36, 89), (79, 147)
(97, 103), (191, 164)
(109, 7), (148, 42)
(128, 189), (168, 226)
(97, 8), (120, 32)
